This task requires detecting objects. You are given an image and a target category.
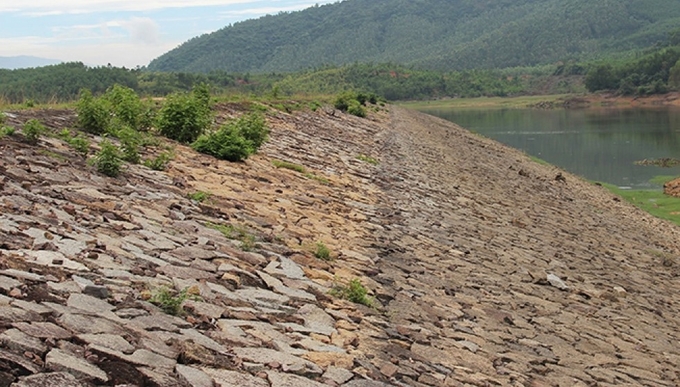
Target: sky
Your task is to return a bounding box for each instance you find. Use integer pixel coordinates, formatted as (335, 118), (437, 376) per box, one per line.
(0, 1), (338, 68)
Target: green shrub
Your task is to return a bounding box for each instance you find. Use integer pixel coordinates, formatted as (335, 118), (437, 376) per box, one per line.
(157, 85), (212, 143)
(76, 89), (111, 134)
(330, 278), (372, 307)
(116, 126), (142, 164)
(92, 140), (122, 177)
(149, 287), (199, 316)
(192, 125), (252, 162)
(0, 126), (16, 138)
(23, 119), (46, 144)
(143, 151), (173, 171)
(334, 92), (356, 111)
(191, 112), (268, 162)
(347, 100), (367, 118)
(234, 112), (269, 148)
(103, 84), (143, 129)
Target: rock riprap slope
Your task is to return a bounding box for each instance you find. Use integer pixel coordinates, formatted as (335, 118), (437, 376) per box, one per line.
(0, 104), (678, 387)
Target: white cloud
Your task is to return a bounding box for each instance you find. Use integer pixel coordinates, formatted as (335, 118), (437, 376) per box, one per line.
(0, 0), (261, 15)
(121, 17), (161, 45)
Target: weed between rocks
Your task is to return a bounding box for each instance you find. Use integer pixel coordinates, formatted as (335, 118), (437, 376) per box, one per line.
(330, 278), (373, 307)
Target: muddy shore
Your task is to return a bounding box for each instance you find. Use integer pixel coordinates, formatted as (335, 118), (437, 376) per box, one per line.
(0, 104), (678, 386)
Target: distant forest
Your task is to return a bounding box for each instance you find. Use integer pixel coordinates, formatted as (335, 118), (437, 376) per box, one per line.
(0, 34), (679, 104)
(148, 0), (680, 74)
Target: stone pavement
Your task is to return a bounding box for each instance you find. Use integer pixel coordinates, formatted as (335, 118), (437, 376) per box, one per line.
(0, 104), (679, 386)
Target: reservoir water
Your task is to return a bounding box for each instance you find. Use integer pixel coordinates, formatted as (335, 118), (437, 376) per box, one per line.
(417, 107), (680, 189)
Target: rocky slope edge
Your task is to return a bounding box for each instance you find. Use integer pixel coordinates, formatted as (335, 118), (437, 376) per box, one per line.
(0, 104), (679, 387)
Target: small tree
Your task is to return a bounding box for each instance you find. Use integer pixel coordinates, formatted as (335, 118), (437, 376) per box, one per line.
(157, 87), (212, 143)
(103, 84), (144, 129)
(92, 140), (123, 177)
(76, 89), (111, 134)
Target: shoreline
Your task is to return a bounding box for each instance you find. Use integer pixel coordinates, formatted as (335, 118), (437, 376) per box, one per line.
(398, 91), (680, 110)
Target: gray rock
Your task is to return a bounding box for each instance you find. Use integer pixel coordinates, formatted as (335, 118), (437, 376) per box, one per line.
(233, 347), (322, 375)
(0, 269), (45, 282)
(264, 256), (306, 280)
(11, 372), (87, 387)
(175, 365), (214, 387)
(266, 371), (328, 387)
(202, 368), (268, 387)
(455, 340), (479, 353)
(182, 300), (225, 319)
(0, 346), (41, 374)
(0, 328), (48, 354)
(57, 313), (124, 335)
(21, 250), (89, 272)
(78, 333), (135, 354)
(343, 380), (395, 387)
(159, 265), (216, 280)
(72, 275), (109, 299)
(235, 287), (290, 305)
(89, 344), (177, 369)
(45, 349), (108, 382)
(296, 304), (336, 336)
(297, 337), (345, 353)
(180, 328), (230, 354)
(0, 275), (21, 291)
(256, 271), (316, 301)
(11, 299), (53, 316)
(546, 273), (569, 290)
(13, 322), (72, 339)
(323, 366), (354, 384)
(67, 293), (114, 313)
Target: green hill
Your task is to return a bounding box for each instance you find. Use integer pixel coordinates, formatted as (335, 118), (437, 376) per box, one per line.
(148, 0), (680, 73)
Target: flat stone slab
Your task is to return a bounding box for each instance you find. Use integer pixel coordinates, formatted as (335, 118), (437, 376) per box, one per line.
(13, 322), (72, 340)
(202, 368), (268, 387)
(0, 275), (21, 291)
(266, 371), (328, 387)
(233, 347), (322, 375)
(176, 365), (214, 387)
(0, 328), (48, 354)
(11, 372), (88, 387)
(257, 271), (316, 301)
(45, 349), (108, 383)
(77, 333), (135, 354)
(67, 293), (114, 313)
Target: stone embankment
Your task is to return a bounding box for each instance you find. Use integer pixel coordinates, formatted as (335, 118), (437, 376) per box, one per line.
(0, 104), (679, 387)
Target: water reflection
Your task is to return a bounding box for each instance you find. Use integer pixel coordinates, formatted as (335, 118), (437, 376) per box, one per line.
(418, 107), (680, 188)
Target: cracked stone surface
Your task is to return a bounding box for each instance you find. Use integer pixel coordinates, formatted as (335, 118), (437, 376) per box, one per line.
(0, 104), (678, 387)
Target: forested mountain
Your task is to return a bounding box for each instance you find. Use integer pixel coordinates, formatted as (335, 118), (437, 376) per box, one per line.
(148, 0), (680, 73)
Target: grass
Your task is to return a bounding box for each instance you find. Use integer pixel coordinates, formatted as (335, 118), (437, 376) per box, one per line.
(599, 182), (680, 227)
(329, 278), (373, 307)
(649, 175), (679, 186)
(187, 190), (211, 202)
(304, 172), (329, 185)
(313, 241), (332, 261)
(529, 155), (551, 166)
(272, 159), (306, 173)
(207, 222), (256, 251)
(356, 154), (379, 165)
(38, 149), (68, 161)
